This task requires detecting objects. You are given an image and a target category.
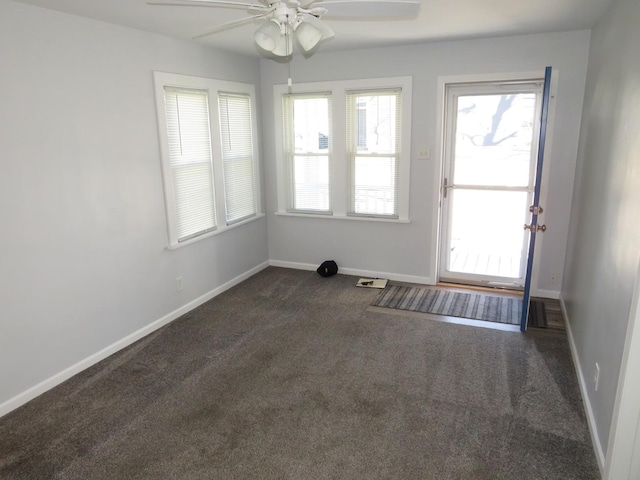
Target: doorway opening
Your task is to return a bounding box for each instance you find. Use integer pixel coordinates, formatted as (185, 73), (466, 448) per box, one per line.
(438, 80), (544, 290)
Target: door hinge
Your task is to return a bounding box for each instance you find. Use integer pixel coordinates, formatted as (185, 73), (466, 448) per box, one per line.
(529, 205), (544, 215)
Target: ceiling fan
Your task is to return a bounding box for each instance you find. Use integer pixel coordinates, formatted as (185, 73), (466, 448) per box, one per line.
(148, 0), (421, 57)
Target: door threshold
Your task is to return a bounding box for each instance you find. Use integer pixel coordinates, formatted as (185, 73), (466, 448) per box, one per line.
(437, 281), (524, 296)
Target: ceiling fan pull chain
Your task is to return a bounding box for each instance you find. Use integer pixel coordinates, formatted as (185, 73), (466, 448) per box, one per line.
(288, 45), (293, 90)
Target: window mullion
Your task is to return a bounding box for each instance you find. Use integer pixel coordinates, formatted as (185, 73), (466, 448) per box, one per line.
(208, 89), (226, 230)
(331, 91), (347, 216)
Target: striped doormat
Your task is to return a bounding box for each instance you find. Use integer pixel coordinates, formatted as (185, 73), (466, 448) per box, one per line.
(372, 285), (523, 325)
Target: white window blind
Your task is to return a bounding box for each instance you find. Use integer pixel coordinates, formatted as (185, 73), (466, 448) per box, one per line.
(346, 88), (401, 218)
(283, 93), (332, 213)
(218, 92), (257, 225)
(163, 87), (217, 241)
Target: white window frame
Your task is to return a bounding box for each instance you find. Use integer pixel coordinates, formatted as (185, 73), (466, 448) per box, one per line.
(154, 72), (262, 249)
(274, 76), (412, 222)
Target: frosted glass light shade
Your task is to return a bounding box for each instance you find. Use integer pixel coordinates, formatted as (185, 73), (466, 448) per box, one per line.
(254, 21), (281, 52)
(295, 22), (322, 52)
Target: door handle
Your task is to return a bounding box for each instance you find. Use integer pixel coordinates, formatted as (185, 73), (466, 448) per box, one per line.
(443, 178), (455, 198)
(524, 224), (547, 232)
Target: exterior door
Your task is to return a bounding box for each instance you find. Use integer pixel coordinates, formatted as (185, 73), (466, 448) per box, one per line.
(520, 66), (552, 330)
(439, 80), (544, 288)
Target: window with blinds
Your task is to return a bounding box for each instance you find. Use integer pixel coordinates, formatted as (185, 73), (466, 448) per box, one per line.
(218, 92), (257, 225)
(155, 72), (261, 248)
(163, 87), (217, 242)
(273, 76), (411, 222)
(283, 93), (332, 213)
(346, 88), (401, 218)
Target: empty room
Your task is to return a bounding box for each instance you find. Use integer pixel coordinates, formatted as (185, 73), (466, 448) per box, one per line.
(1, 0), (639, 478)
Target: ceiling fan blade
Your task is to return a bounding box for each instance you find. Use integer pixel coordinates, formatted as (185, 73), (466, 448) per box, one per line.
(316, 0), (421, 18)
(148, 0), (269, 11)
(192, 14), (268, 39)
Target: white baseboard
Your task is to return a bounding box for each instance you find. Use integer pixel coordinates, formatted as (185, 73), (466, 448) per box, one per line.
(559, 294), (606, 475)
(531, 288), (560, 299)
(268, 260), (433, 285)
(0, 261), (270, 418)
(268, 260), (318, 272)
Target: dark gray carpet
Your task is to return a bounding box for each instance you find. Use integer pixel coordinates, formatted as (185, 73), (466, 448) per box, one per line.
(372, 285), (522, 325)
(0, 267), (599, 479)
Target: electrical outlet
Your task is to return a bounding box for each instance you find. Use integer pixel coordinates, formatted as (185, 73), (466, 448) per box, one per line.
(550, 273), (557, 284)
(176, 276), (184, 292)
(594, 362), (600, 391)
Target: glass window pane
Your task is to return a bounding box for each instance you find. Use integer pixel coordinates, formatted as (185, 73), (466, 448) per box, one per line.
(294, 97), (330, 154)
(353, 156), (396, 216)
(353, 94), (397, 154)
(218, 92), (257, 224)
(284, 94), (331, 213)
(293, 155), (329, 211)
(347, 89), (401, 217)
(163, 87), (216, 241)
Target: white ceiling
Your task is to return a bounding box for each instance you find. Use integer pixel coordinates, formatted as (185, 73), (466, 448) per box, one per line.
(12, 0), (614, 58)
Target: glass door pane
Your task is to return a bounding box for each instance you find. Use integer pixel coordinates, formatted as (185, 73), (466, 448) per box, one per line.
(448, 189), (529, 278)
(453, 93), (537, 188)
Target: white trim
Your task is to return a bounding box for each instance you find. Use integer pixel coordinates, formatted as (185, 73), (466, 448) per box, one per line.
(268, 259), (433, 285)
(530, 288), (560, 299)
(604, 258), (640, 480)
(0, 261), (270, 418)
(560, 294), (606, 473)
(165, 213), (265, 250)
(274, 211), (410, 223)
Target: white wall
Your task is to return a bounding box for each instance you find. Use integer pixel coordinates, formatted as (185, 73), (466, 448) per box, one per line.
(260, 31), (590, 291)
(562, 0), (640, 467)
(0, 1), (268, 411)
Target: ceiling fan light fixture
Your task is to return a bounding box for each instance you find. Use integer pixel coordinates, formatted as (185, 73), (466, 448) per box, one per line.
(295, 21), (323, 52)
(152, 0), (422, 60)
(254, 19), (281, 52)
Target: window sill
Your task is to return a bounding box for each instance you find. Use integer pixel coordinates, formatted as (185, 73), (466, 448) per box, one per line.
(274, 212), (410, 224)
(166, 213), (265, 251)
